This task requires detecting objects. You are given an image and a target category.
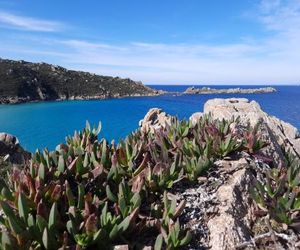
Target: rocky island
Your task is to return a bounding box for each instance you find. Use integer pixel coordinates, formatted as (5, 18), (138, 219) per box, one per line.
(184, 86), (276, 94)
(0, 58), (160, 104)
(1, 98), (300, 249)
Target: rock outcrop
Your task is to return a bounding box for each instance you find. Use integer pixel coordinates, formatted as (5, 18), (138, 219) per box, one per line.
(0, 133), (30, 165)
(140, 99), (300, 166)
(189, 112), (203, 126)
(0, 58), (160, 104)
(203, 98), (300, 166)
(140, 98), (300, 249)
(139, 108), (172, 133)
(184, 86), (276, 95)
(207, 159), (254, 250)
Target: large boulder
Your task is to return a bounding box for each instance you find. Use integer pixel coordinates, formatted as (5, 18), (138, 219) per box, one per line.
(139, 108), (172, 133)
(0, 132), (30, 165)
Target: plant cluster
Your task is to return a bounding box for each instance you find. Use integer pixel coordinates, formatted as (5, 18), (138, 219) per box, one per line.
(0, 115), (266, 249)
(253, 151), (300, 229)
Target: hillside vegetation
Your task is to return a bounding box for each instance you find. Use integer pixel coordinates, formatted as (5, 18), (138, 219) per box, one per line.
(0, 58), (157, 104)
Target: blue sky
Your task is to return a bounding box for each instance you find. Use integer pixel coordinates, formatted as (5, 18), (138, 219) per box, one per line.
(0, 0), (299, 85)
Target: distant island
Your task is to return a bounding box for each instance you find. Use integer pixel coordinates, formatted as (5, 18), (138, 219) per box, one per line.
(0, 58), (161, 104)
(184, 86), (276, 94)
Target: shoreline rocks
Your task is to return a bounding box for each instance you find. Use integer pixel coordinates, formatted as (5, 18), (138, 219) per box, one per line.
(140, 98), (300, 249)
(184, 86), (276, 95)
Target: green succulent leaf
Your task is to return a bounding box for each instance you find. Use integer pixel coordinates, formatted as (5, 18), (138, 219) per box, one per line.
(108, 224), (119, 240)
(38, 163), (46, 180)
(106, 185), (117, 203)
(48, 202), (58, 232)
(18, 192), (29, 222)
(179, 231), (192, 246)
(58, 155), (65, 173)
(154, 234), (164, 250)
(1, 231), (16, 250)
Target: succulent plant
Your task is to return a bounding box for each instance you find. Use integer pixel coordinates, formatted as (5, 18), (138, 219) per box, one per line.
(252, 151), (300, 229)
(242, 124), (268, 154)
(0, 114), (266, 249)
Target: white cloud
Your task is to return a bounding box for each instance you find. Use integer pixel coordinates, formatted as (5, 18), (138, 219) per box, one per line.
(61, 40), (128, 52)
(259, 0), (300, 33)
(1, 0), (300, 84)
(0, 11), (64, 32)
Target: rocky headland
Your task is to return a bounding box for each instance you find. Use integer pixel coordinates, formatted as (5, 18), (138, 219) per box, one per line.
(140, 98), (300, 249)
(1, 98), (300, 249)
(184, 86), (276, 95)
(0, 58), (161, 104)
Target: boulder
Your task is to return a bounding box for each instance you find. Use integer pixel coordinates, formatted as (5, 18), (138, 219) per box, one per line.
(189, 112), (203, 126)
(0, 132), (30, 165)
(0, 133), (19, 145)
(203, 98), (259, 124)
(139, 108), (172, 133)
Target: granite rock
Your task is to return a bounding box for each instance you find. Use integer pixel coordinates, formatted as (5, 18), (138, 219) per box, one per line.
(139, 108), (172, 133)
(0, 132), (30, 165)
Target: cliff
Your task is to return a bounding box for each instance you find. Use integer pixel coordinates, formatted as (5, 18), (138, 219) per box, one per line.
(0, 58), (159, 104)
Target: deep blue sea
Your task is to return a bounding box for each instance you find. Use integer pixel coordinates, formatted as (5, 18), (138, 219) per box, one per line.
(0, 85), (299, 152)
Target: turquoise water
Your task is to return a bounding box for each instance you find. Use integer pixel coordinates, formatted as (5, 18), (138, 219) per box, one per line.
(0, 85), (299, 152)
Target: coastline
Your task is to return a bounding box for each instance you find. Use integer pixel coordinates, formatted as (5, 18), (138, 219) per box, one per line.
(0, 85), (279, 105)
(0, 91), (165, 105)
(1, 98), (300, 249)
(0, 58), (164, 105)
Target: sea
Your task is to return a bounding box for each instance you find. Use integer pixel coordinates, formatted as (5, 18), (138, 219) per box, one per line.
(0, 85), (299, 152)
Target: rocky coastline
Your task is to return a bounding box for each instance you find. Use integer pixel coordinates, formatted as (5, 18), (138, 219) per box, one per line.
(184, 86), (276, 94)
(0, 58), (162, 104)
(0, 57), (279, 105)
(1, 98), (300, 249)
